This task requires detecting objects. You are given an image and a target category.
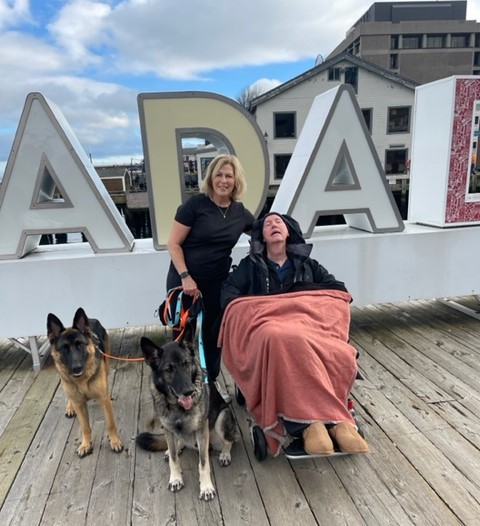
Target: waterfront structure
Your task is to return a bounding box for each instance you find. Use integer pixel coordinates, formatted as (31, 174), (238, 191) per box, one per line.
(327, 1), (480, 85)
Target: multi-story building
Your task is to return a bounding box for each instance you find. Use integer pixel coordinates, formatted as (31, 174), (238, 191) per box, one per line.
(327, 1), (480, 85)
(251, 52), (417, 198)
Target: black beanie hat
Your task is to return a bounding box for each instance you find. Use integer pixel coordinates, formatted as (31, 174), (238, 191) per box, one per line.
(251, 212), (306, 246)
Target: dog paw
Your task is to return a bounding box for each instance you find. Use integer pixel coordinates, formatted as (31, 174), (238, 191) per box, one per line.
(199, 486), (216, 501)
(77, 443), (93, 457)
(218, 453), (232, 467)
(109, 437), (124, 453)
(65, 401), (76, 418)
(168, 479), (184, 492)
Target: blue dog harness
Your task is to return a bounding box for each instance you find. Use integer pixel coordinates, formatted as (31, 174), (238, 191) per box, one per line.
(161, 287), (207, 381)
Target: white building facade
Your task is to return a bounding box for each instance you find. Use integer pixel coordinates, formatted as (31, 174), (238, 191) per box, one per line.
(251, 52), (417, 189)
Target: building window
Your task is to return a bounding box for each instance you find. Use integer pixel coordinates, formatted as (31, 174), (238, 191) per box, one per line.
(390, 54), (398, 69)
(402, 35), (421, 49)
(451, 34), (469, 48)
(328, 67), (341, 81)
(352, 39), (360, 55)
(474, 52), (480, 67)
(361, 108), (372, 133)
(344, 67), (358, 93)
(476, 33), (480, 48)
(426, 34), (445, 48)
(387, 107), (411, 134)
(390, 35), (399, 50)
(274, 154), (292, 180)
(385, 149), (408, 174)
(274, 112), (296, 138)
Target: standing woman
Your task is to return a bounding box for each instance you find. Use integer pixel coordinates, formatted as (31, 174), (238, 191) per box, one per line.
(166, 154), (255, 382)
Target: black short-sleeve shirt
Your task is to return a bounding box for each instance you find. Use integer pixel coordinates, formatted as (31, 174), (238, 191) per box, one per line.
(175, 193), (255, 280)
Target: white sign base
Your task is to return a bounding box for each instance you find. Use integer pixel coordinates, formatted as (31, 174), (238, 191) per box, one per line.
(2, 223), (479, 369)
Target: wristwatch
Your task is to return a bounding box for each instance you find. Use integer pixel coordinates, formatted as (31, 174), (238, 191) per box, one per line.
(180, 271), (189, 279)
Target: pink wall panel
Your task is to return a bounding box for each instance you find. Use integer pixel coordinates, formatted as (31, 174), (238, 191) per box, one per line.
(446, 79), (480, 223)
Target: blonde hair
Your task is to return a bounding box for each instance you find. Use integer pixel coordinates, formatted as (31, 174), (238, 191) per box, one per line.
(200, 154), (247, 201)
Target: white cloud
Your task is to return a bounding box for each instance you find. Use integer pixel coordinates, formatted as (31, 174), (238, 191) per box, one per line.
(0, 0), (30, 30)
(104, 0), (365, 79)
(250, 78), (282, 95)
(47, 0), (111, 65)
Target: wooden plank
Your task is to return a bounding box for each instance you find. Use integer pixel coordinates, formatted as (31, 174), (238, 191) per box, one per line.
(382, 300), (480, 366)
(132, 358), (176, 525)
(393, 430), (480, 525)
(0, 340), (26, 392)
(0, 382), (73, 526)
(350, 316), (454, 405)
(372, 302), (480, 392)
(0, 364), (59, 509)
(394, 299), (480, 361)
(231, 400), (318, 525)
(431, 400), (480, 450)
(209, 399), (270, 525)
(353, 367), (480, 524)
(85, 327), (145, 526)
(290, 457), (368, 525)
(424, 424), (480, 489)
(341, 405), (462, 526)
(39, 419), (107, 526)
(352, 304), (479, 401)
(0, 363), (37, 436)
(171, 449), (223, 525)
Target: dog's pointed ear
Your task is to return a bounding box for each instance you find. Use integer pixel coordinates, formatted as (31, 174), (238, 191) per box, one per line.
(140, 337), (162, 367)
(73, 308), (90, 333)
(47, 313), (64, 344)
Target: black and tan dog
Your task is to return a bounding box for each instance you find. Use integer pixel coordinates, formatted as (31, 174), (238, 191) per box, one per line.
(136, 325), (237, 501)
(47, 308), (123, 457)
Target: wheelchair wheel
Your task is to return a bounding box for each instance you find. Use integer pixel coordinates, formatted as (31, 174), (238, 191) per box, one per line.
(250, 425), (268, 462)
(235, 384), (246, 406)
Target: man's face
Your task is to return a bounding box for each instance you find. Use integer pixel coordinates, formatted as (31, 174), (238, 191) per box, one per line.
(262, 214), (288, 245)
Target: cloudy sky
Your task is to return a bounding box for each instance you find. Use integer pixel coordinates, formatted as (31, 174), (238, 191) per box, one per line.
(1, 0), (479, 176)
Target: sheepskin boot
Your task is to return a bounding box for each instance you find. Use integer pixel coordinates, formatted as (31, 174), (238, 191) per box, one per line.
(329, 422), (369, 453)
(302, 422), (334, 455)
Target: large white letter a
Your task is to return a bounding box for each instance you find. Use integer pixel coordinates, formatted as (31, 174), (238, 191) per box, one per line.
(273, 84), (404, 235)
(0, 93), (134, 259)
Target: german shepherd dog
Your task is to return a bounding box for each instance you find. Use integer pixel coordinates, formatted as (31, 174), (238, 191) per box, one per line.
(47, 308), (124, 458)
(136, 325), (238, 501)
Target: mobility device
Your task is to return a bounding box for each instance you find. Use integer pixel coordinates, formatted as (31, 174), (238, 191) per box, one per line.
(234, 385), (365, 462)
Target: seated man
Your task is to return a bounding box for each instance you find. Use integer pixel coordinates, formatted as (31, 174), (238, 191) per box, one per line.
(218, 212), (369, 457)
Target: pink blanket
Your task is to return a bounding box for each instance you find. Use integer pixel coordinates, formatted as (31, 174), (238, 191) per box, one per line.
(218, 289), (358, 456)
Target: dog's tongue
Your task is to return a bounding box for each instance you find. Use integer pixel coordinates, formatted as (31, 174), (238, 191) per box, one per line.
(178, 395), (193, 410)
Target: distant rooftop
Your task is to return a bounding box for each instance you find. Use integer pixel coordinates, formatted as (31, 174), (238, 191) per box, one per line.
(351, 1), (467, 30)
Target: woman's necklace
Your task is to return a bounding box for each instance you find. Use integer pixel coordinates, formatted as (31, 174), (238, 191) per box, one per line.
(215, 202), (231, 219)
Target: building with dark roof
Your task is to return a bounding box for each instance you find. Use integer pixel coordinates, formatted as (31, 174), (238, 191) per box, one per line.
(251, 52), (417, 192)
(327, 1), (480, 84)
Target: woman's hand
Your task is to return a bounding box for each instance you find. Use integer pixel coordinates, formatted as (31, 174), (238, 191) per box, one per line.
(182, 275), (199, 298)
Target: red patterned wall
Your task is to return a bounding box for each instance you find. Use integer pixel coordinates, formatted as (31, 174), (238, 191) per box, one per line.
(446, 79), (480, 223)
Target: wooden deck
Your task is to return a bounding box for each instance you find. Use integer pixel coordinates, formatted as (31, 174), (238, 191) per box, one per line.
(1, 296), (480, 525)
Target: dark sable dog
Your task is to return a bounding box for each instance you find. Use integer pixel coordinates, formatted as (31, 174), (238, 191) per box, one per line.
(47, 308), (123, 457)
(136, 326), (238, 501)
